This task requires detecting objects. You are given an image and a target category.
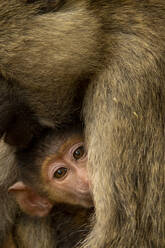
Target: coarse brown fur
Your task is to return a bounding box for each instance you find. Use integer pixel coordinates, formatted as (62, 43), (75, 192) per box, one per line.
(0, 0), (165, 247)
(13, 205), (92, 248)
(2, 234), (16, 248)
(3, 205), (92, 248)
(0, 140), (19, 246)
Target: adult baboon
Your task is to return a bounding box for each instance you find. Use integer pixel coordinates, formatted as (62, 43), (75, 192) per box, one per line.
(0, 0), (165, 247)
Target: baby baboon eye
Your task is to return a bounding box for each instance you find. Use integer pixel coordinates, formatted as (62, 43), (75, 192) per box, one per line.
(53, 167), (67, 179)
(73, 146), (85, 160)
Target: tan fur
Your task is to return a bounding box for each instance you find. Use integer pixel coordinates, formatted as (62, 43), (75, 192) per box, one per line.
(14, 216), (56, 248)
(0, 0), (165, 247)
(13, 206), (92, 248)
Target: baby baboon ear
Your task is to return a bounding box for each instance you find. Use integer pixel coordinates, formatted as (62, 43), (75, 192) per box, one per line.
(9, 182), (53, 217)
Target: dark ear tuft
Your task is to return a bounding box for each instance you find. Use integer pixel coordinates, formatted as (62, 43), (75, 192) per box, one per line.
(0, 77), (42, 148)
(4, 109), (42, 149)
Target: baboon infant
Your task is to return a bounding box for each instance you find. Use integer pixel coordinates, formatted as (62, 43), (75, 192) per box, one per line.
(9, 127), (93, 217)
